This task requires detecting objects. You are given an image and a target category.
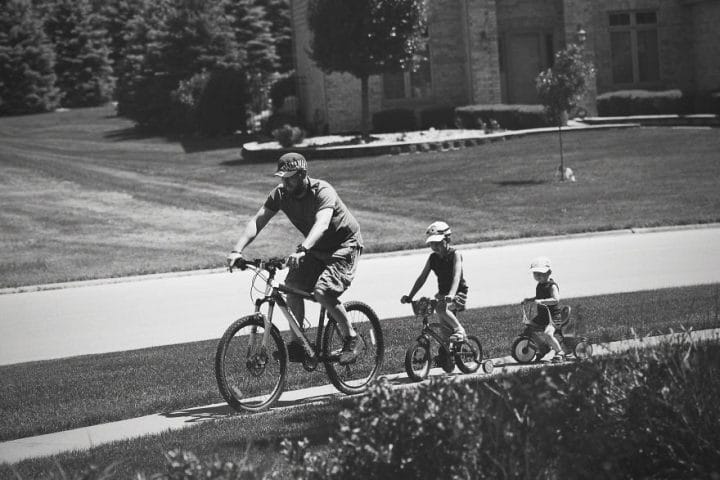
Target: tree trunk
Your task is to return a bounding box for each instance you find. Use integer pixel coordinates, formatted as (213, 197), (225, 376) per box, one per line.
(360, 74), (370, 141)
(558, 118), (565, 180)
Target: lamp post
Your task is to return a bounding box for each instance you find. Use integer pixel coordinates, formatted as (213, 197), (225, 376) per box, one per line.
(576, 26), (587, 45)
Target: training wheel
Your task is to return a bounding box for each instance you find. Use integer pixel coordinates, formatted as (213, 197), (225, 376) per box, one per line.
(574, 341), (593, 359)
(482, 359), (494, 374)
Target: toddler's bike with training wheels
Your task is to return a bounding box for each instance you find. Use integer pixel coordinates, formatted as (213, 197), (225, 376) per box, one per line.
(403, 297), (494, 382)
(215, 257), (384, 413)
(511, 303), (593, 364)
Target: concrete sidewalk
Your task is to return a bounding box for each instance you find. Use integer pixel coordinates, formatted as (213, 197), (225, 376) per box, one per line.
(2, 328), (718, 465)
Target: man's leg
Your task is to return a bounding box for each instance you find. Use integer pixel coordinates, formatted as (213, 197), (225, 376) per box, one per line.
(314, 247), (362, 363)
(314, 290), (356, 338)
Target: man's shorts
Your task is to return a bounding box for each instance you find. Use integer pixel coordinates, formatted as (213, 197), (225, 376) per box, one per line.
(285, 246), (362, 297)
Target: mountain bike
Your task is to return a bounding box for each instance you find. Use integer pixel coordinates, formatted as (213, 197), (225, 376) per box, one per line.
(404, 297), (493, 382)
(511, 303), (593, 363)
(215, 257), (384, 413)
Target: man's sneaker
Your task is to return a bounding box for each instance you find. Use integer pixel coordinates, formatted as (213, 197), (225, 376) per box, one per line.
(338, 335), (361, 365)
(287, 339), (306, 362)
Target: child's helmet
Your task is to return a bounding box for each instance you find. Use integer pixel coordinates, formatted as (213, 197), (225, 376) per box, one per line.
(426, 221), (451, 243)
(530, 256), (552, 273)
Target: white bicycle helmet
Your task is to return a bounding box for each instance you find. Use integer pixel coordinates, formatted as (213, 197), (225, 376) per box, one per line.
(426, 221), (451, 243)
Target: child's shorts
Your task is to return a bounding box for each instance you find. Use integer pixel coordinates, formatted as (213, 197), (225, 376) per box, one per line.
(448, 291), (467, 312)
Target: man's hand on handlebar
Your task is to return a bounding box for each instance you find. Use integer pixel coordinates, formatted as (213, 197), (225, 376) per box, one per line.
(227, 251), (243, 272)
(287, 250), (305, 269)
(400, 295), (412, 304)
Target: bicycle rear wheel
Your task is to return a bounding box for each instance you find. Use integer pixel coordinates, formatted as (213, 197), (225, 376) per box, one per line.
(454, 335), (483, 374)
(323, 301), (384, 395)
(404, 337), (431, 382)
(215, 315), (287, 412)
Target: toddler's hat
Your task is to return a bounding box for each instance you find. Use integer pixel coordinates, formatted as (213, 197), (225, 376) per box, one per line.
(530, 256), (552, 273)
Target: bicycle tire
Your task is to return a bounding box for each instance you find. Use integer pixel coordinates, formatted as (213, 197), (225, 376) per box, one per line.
(323, 301), (384, 395)
(574, 340), (593, 359)
(215, 315), (287, 413)
(511, 336), (538, 364)
(404, 337), (431, 382)
(455, 335), (483, 374)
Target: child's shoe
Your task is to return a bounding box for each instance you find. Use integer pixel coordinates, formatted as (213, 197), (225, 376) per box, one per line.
(551, 352), (566, 363)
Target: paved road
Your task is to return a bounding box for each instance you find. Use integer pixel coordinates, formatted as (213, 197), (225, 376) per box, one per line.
(1, 225), (719, 366)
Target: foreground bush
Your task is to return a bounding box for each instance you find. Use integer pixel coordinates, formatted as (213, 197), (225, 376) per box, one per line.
(281, 337), (720, 479)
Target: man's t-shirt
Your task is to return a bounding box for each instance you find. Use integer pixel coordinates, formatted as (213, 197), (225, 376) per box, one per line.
(264, 177), (363, 253)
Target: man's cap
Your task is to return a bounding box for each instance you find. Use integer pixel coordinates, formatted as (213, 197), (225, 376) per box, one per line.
(530, 256), (552, 273)
(274, 152), (308, 177)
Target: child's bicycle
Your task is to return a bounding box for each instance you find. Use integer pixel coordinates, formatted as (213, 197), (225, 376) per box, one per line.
(403, 297), (494, 382)
(215, 257), (384, 413)
(511, 303), (593, 363)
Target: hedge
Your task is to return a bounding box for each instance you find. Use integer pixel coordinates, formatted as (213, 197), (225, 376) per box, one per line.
(455, 104), (551, 130)
(596, 89), (693, 116)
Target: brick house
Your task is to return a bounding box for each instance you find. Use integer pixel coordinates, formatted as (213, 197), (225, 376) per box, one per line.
(290, 0), (720, 134)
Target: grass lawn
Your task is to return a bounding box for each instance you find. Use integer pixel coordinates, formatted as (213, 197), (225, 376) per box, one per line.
(2, 283), (718, 444)
(1, 106), (719, 287)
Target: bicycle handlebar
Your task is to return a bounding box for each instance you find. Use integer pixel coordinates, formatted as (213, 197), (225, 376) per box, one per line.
(407, 296), (437, 317)
(229, 257), (286, 273)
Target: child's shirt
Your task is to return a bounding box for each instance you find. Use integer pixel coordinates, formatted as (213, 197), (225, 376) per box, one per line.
(429, 248), (468, 296)
(534, 279), (561, 326)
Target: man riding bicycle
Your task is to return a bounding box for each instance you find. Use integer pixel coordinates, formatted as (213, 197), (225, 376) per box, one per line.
(227, 152), (363, 365)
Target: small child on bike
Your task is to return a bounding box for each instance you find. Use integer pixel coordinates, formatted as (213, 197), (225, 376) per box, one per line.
(401, 221), (468, 343)
(521, 256), (566, 362)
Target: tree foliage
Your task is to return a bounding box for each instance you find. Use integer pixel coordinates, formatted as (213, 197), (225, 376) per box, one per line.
(43, 0), (114, 107)
(536, 43), (595, 123)
(115, 0), (243, 132)
(307, 0), (427, 137)
(0, 0), (59, 115)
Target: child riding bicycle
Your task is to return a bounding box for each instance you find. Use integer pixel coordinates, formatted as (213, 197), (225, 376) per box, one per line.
(521, 256), (566, 362)
(401, 221), (468, 344)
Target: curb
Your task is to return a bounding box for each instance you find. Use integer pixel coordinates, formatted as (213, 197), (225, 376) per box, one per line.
(240, 123), (639, 162)
(2, 223), (718, 296)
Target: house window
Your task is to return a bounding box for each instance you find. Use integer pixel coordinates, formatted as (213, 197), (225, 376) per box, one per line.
(609, 11), (659, 85)
(383, 44), (432, 100)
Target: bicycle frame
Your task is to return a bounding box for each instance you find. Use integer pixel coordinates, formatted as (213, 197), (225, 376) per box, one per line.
(412, 299), (455, 353)
(249, 261), (333, 361)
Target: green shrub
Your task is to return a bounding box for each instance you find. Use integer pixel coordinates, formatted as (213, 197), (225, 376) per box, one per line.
(596, 89), (692, 116)
(262, 112), (304, 137)
(269, 73), (297, 111)
(279, 339), (720, 479)
(272, 124), (305, 148)
(455, 104), (550, 130)
(372, 108), (417, 133)
(419, 106), (457, 129)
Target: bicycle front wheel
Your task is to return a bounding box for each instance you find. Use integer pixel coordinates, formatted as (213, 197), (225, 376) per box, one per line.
(405, 337), (431, 382)
(323, 301), (384, 395)
(215, 315), (287, 413)
(455, 335), (483, 374)
(511, 336), (538, 364)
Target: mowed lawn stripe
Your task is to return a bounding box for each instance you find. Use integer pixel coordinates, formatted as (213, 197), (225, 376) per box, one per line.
(1, 106), (719, 287)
